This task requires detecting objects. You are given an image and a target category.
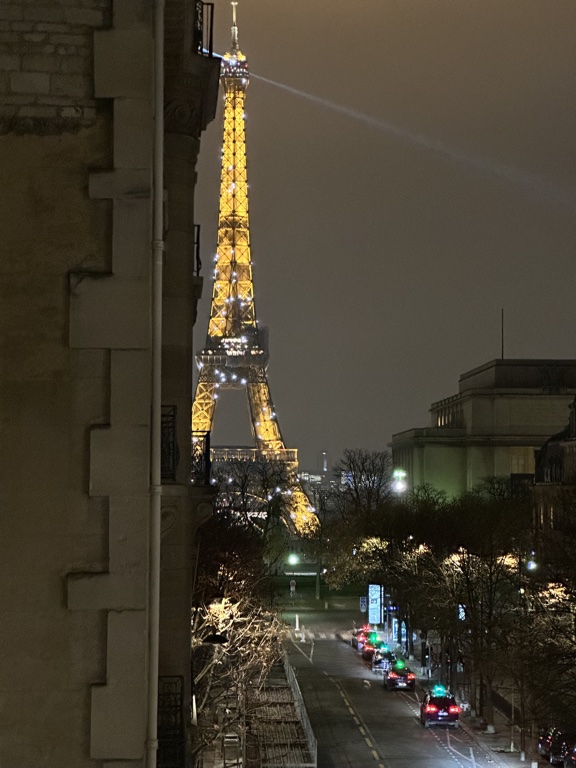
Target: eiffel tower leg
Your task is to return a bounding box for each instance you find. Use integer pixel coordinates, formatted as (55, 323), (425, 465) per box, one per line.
(192, 377), (217, 464)
(247, 369), (284, 454)
(246, 369), (317, 535)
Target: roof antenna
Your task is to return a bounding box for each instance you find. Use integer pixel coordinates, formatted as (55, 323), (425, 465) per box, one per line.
(231, 2), (239, 52)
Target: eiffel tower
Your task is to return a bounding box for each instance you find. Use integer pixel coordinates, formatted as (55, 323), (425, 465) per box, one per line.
(192, 4), (316, 535)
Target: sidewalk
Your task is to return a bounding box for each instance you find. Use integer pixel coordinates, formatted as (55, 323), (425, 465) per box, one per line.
(458, 705), (542, 768)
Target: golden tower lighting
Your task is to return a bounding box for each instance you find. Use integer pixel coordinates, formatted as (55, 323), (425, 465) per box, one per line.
(192, 3), (317, 535)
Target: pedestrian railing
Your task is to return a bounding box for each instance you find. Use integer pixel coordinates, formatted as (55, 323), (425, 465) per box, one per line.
(281, 654), (317, 768)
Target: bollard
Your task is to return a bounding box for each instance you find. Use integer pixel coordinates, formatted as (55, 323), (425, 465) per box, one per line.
(295, 614), (300, 631)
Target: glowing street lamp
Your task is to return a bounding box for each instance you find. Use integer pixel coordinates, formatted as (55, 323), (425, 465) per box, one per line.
(392, 468), (408, 494)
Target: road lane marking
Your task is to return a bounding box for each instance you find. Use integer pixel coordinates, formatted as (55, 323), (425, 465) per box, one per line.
(290, 639), (314, 663)
(328, 675), (387, 765)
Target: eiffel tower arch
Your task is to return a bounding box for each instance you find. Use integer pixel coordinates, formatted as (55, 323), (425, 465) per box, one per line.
(192, 5), (316, 535)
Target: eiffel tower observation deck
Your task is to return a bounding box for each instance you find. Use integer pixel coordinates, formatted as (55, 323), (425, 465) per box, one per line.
(192, 3), (317, 535)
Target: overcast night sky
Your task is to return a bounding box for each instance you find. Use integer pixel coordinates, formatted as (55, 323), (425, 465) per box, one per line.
(194, 0), (576, 472)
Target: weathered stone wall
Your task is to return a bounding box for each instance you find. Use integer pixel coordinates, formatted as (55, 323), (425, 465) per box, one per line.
(0, 0), (110, 134)
(0, 122), (113, 766)
(0, 1), (220, 764)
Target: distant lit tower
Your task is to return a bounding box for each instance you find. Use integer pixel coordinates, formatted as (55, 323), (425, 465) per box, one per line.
(192, 3), (316, 534)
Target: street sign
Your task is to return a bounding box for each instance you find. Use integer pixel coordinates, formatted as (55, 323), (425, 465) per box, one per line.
(368, 583), (382, 624)
(359, 596), (367, 613)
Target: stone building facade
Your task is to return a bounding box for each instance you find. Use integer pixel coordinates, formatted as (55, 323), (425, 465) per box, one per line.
(391, 359), (576, 497)
(533, 398), (576, 539)
(0, 1), (219, 765)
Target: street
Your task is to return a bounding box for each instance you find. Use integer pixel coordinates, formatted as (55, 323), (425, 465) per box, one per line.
(283, 609), (514, 768)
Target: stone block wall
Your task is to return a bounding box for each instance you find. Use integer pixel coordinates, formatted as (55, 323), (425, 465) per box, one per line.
(0, 0), (110, 134)
(0, 1), (219, 765)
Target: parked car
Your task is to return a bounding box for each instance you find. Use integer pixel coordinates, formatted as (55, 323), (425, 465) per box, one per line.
(420, 685), (460, 728)
(540, 727), (562, 761)
(383, 659), (416, 690)
(564, 744), (576, 766)
(539, 727), (576, 765)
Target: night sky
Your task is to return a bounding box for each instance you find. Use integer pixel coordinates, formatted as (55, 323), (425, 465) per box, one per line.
(194, 0), (576, 473)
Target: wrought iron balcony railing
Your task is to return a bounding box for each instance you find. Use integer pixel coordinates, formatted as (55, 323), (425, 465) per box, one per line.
(193, 1), (214, 57)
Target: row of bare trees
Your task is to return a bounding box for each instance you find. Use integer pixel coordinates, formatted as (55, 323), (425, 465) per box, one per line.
(190, 458), (294, 763)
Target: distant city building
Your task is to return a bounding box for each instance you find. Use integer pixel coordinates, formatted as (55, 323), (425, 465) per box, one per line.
(533, 397), (576, 540)
(0, 2), (218, 765)
(391, 359), (576, 497)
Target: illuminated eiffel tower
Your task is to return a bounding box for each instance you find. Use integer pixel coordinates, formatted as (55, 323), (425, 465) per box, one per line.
(192, 4), (316, 535)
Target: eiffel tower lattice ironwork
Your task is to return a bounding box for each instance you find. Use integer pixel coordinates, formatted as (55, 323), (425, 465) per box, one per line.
(192, 5), (317, 535)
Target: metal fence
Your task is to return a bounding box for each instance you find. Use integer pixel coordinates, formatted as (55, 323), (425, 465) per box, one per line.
(281, 655), (317, 768)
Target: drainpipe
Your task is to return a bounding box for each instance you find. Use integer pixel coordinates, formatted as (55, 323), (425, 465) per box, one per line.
(147, 0), (164, 765)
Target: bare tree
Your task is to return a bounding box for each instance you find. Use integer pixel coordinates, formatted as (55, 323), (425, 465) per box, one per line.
(212, 456), (291, 537)
(332, 448), (393, 521)
(190, 513), (285, 762)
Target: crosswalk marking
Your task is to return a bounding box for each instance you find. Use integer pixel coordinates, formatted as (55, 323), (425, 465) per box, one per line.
(288, 630), (337, 641)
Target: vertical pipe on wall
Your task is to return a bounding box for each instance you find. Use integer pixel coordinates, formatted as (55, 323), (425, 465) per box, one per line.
(148, 0), (165, 765)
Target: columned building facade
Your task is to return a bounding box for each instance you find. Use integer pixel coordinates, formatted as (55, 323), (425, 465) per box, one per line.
(391, 359), (576, 497)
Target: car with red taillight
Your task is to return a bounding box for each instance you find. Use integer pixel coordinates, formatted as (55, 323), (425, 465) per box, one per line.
(420, 685), (460, 728)
(383, 659), (416, 690)
(538, 726), (576, 765)
(351, 625), (371, 650)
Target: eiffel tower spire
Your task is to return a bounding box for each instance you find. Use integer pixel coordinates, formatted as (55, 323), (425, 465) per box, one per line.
(192, 3), (316, 534)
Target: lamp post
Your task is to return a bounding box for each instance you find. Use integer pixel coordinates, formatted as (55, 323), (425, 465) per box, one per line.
(392, 468), (408, 495)
(287, 552), (299, 574)
(517, 551), (538, 768)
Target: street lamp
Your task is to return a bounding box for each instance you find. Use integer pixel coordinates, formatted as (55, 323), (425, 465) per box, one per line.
(392, 468), (408, 494)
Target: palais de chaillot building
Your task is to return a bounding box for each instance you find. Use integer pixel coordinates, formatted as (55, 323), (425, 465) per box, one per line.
(0, 1), (219, 765)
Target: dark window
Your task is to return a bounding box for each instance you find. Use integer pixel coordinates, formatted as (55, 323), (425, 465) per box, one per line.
(161, 406), (179, 481)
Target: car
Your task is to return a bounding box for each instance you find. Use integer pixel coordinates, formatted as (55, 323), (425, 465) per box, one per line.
(361, 637), (388, 662)
(372, 648), (396, 672)
(538, 727), (576, 765)
(551, 731), (576, 765)
(351, 625), (371, 650)
(540, 727), (562, 760)
(564, 744), (576, 766)
(420, 685), (460, 728)
(383, 658), (416, 690)
(552, 731), (576, 766)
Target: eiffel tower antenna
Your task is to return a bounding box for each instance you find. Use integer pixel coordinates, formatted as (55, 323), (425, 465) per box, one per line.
(231, 1), (239, 52)
(192, 3), (317, 535)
